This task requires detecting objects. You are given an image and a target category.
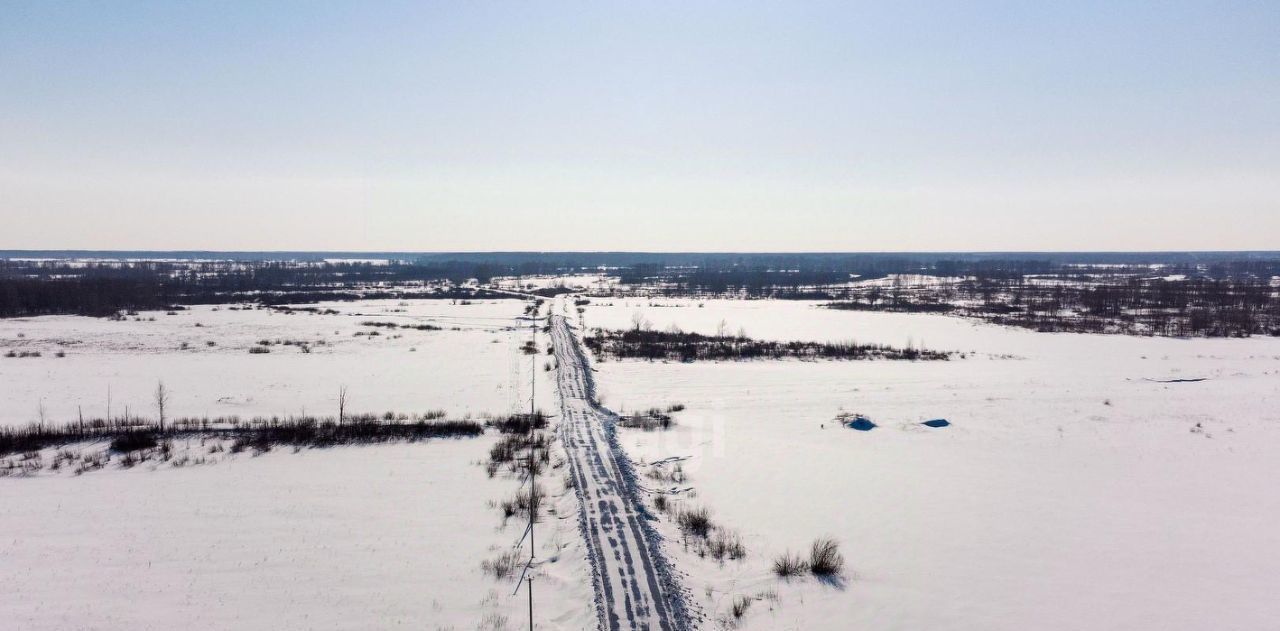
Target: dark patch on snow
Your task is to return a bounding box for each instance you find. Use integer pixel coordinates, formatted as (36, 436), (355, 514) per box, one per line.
(843, 416), (877, 431)
(1145, 377), (1207, 383)
(922, 419), (950, 428)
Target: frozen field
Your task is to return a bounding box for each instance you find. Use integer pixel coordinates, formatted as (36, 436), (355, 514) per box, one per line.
(5, 294), (1279, 630)
(0, 299), (544, 427)
(584, 299), (1280, 629)
(0, 439), (565, 630)
(0, 298), (595, 630)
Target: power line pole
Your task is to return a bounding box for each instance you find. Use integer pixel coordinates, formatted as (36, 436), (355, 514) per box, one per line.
(524, 301), (541, 630)
(529, 300), (537, 560)
(528, 424), (535, 559)
(530, 332), (536, 417)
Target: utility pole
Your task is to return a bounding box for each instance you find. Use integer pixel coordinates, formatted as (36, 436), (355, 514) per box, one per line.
(528, 427), (535, 558)
(523, 302), (539, 631)
(530, 299), (537, 416)
(529, 307), (536, 559)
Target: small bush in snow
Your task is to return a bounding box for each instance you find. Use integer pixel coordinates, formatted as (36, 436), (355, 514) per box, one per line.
(772, 551), (808, 578)
(708, 528), (746, 561)
(676, 505), (713, 538)
(652, 494), (669, 513)
(808, 537), (845, 577)
(481, 549), (523, 579)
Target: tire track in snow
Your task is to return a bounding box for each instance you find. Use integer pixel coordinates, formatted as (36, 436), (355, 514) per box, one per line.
(551, 303), (689, 631)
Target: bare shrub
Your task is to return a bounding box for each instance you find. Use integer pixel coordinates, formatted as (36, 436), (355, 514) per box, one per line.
(708, 529), (746, 561)
(676, 505), (713, 538)
(647, 462), (685, 484)
(618, 410), (673, 431)
(489, 412), (548, 434)
(652, 494), (668, 513)
(808, 537), (845, 576)
(487, 431), (548, 475)
(481, 549), (523, 579)
(499, 484), (545, 522)
(772, 551), (808, 577)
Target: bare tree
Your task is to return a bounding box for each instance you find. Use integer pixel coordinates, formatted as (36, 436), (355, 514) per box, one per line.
(338, 385), (348, 426)
(155, 381), (169, 432)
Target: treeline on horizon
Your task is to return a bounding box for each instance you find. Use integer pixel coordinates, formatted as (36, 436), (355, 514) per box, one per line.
(617, 257), (1280, 295)
(828, 274), (1280, 337)
(0, 259), (527, 318)
(2, 254), (1278, 322)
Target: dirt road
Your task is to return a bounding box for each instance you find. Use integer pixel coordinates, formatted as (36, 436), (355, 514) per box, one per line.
(549, 301), (688, 631)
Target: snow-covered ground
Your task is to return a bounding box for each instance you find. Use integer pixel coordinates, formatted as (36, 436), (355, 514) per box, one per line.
(0, 299), (543, 427)
(2, 440), (542, 629)
(6, 293), (1279, 630)
(0, 298), (595, 630)
(492, 274), (618, 294)
(584, 299), (1280, 629)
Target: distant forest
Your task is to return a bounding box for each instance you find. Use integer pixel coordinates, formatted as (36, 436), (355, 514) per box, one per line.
(826, 275), (1280, 337)
(3, 253), (1278, 337)
(0, 259), (518, 318)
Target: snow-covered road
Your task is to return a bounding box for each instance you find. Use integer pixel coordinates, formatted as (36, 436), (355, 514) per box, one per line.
(550, 303), (689, 631)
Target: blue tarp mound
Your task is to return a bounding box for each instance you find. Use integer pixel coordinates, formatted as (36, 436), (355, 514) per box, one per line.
(844, 416), (877, 431)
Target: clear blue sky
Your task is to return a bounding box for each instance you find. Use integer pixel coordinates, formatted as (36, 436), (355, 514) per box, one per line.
(2, 1), (1276, 251)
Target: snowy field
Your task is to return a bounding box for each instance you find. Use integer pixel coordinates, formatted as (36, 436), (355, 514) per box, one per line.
(0, 299), (543, 426)
(0, 298), (593, 630)
(4, 441), (514, 629)
(584, 299), (1280, 629)
(5, 294), (1279, 630)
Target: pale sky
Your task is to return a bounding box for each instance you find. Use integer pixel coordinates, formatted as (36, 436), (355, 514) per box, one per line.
(2, 1), (1277, 251)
